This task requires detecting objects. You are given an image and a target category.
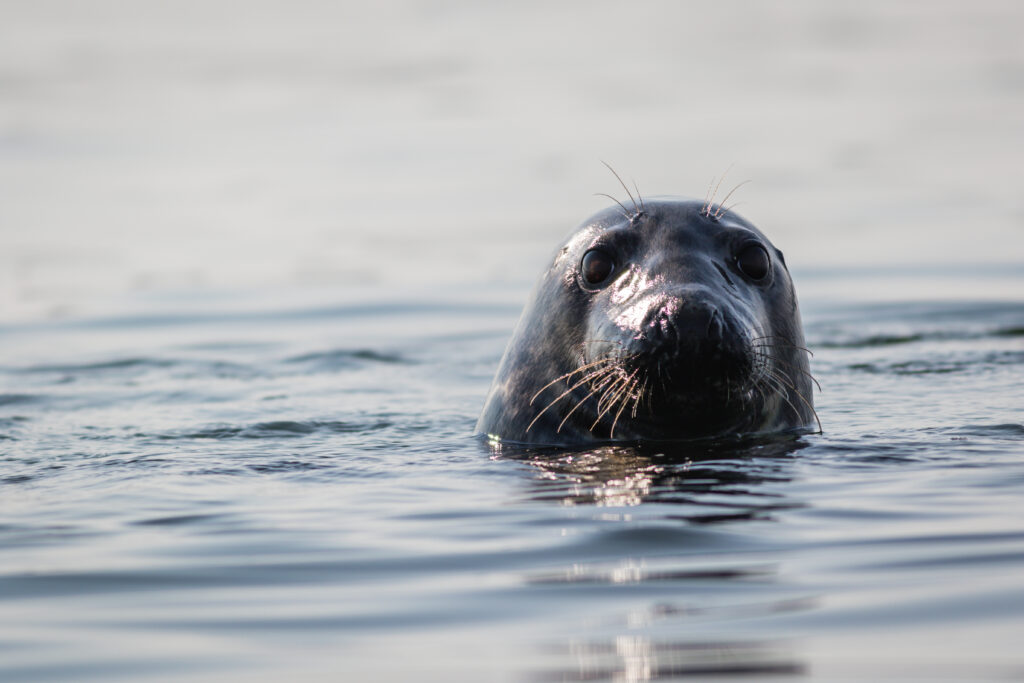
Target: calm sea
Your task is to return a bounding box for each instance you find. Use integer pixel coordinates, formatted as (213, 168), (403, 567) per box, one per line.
(2, 268), (1023, 681)
(2, 1), (1023, 680)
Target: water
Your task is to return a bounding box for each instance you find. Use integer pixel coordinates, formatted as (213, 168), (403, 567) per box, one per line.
(3, 1), (1024, 680)
(1, 268), (1022, 681)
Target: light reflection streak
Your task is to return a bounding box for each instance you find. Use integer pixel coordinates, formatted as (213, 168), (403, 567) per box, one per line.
(496, 438), (804, 513)
(543, 635), (805, 681)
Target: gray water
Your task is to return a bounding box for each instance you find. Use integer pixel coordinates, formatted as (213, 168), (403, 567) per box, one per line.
(3, 1), (1024, 680)
(2, 270), (1023, 681)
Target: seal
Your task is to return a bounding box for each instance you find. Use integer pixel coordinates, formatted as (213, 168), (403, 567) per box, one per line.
(476, 191), (818, 446)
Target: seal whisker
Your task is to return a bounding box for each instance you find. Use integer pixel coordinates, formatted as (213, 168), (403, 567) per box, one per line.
(609, 374), (640, 438)
(590, 371), (635, 432)
(753, 349), (822, 392)
(532, 366), (619, 435)
(556, 370), (618, 433)
(529, 357), (618, 405)
(631, 376), (649, 419)
(769, 368), (822, 433)
(596, 372), (624, 415)
(601, 161), (639, 216)
(527, 365), (618, 433)
(703, 164), (734, 218)
(633, 180), (645, 213)
(593, 368), (630, 421)
(594, 193), (632, 221)
(762, 371), (802, 425)
(755, 344), (815, 358)
(590, 374), (625, 427)
(719, 201), (743, 217)
(751, 335), (815, 357)
(608, 386), (629, 437)
(751, 340), (815, 357)
(702, 176), (716, 216)
(753, 352), (823, 395)
(713, 180), (751, 219)
(766, 364), (798, 392)
(751, 334), (803, 342)
(612, 370), (639, 410)
(750, 375), (770, 407)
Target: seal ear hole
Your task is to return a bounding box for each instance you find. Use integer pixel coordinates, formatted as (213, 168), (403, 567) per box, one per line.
(581, 249), (616, 287)
(735, 244), (771, 281)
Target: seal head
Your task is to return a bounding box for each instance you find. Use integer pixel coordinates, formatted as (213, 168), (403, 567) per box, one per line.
(476, 198), (816, 445)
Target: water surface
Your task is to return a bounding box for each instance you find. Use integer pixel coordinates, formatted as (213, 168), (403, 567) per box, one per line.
(2, 268), (1022, 681)
(2, 1), (1024, 679)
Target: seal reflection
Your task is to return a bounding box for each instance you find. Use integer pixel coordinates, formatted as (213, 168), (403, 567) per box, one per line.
(492, 437), (813, 681)
(538, 636), (805, 682)
(493, 436), (807, 514)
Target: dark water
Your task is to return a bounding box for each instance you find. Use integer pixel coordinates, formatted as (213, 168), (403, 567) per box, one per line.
(1, 270), (1022, 681)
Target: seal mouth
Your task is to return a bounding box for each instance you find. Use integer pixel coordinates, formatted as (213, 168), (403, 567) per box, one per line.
(560, 297), (805, 439)
(613, 335), (761, 434)
(525, 334), (763, 442)
(513, 321), (818, 444)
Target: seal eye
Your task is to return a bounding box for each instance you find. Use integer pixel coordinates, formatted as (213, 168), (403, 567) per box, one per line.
(581, 249), (615, 286)
(736, 244), (770, 281)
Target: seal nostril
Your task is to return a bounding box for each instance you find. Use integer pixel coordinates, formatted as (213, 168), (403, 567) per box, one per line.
(643, 300), (726, 348)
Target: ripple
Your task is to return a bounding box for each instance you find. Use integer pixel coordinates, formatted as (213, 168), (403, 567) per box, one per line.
(156, 419), (393, 440)
(0, 415), (29, 441)
(248, 459), (334, 473)
(132, 513), (227, 527)
(849, 350), (1024, 374)
(171, 360), (265, 380)
(930, 423), (1024, 439)
(821, 333), (928, 348)
(0, 394), (41, 406)
(813, 308), (1024, 348)
(527, 563), (774, 586)
(284, 348), (409, 370)
(16, 358), (177, 374)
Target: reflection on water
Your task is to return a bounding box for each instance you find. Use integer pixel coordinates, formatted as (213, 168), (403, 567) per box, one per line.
(493, 437), (806, 516)
(529, 559), (816, 680)
(541, 636), (804, 681)
(491, 439), (816, 680)
(1, 288), (1022, 680)
(1, 0), (1023, 676)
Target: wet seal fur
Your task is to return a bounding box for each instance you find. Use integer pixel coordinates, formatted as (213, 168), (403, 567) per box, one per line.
(477, 193), (818, 446)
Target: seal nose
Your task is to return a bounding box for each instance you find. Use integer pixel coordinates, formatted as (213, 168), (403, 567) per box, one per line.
(643, 292), (725, 347)
(638, 293), (751, 393)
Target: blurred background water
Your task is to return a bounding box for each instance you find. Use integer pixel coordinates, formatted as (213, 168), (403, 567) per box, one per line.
(1, 1), (1023, 681)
